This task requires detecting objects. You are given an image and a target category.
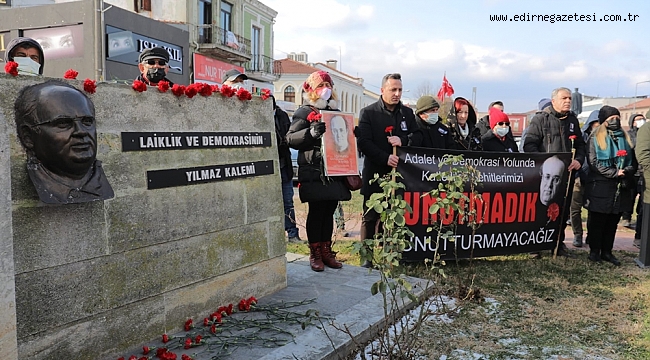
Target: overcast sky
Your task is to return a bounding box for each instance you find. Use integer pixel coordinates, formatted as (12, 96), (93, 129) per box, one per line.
(263, 0), (650, 112)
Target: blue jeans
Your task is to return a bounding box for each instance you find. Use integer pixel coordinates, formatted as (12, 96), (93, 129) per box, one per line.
(282, 179), (299, 237)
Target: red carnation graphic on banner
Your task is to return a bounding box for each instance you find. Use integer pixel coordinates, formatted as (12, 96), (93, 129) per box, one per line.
(4, 61), (18, 77)
(547, 203), (559, 222)
(63, 69), (78, 79)
(83, 79), (97, 94)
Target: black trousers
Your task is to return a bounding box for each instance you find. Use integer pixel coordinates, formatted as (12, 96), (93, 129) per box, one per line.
(306, 200), (339, 244)
(635, 192), (644, 239)
(586, 211), (621, 254)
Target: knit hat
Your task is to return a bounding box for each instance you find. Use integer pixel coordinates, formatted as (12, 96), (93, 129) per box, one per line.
(302, 71), (333, 92)
(415, 95), (440, 115)
(538, 98), (551, 111)
(489, 107), (509, 128)
(598, 105), (620, 124)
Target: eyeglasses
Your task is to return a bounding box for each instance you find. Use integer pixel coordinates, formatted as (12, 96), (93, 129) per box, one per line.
(30, 116), (95, 130)
(146, 59), (167, 66)
(497, 122), (510, 126)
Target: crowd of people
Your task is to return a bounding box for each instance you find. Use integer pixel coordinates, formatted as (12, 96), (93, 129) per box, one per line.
(278, 70), (648, 271)
(6, 36), (646, 271)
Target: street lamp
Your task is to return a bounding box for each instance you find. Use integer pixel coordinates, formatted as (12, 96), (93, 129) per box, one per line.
(634, 80), (650, 112)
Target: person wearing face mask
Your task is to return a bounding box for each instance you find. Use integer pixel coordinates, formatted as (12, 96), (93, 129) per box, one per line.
(447, 97), (482, 151)
(286, 71), (350, 272)
(408, 95), (454, 149)
(221, 68), (248, 89)
(135, 47), (174, 86)
(481, 108), (519, 153)
(620, 114), (646, 231)
(584, 105), (638, 265)
(4, 37), (45, 76)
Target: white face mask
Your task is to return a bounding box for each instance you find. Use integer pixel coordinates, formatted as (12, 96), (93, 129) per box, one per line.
(424, 112), (439, 125)
(636, 119), (646, 128)
(14, 56), (41, 76)
(496, 127), (509, 137)
(318, 87), (332, 101)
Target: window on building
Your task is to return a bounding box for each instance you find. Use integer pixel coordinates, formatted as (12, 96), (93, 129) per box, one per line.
(220, 1), (232, 31)
(198, 0), (212, 43)
(284, 85), (295, 103)
(140, 0), (151, 11)
(252, 26), (261, 71)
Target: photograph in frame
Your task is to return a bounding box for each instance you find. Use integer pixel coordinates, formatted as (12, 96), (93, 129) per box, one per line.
(320, 111), (359, 176)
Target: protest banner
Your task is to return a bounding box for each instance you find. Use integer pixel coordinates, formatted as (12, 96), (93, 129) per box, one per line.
(397, 146), (572, 261)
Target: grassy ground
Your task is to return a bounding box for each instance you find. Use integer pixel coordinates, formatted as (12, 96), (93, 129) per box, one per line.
(290, 191), (650, 359)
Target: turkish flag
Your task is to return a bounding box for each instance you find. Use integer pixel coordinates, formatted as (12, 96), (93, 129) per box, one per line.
(437, 74), (455, 100)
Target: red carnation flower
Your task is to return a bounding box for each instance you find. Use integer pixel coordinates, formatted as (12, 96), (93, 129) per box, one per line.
(143, 346), (150, 354)
(83, 79), (97, 94)
(547, 203), (559, 222)
(132, 80), (147, 93)
(184, 338), (192, 349)
(238, 298), (252, 312)
(569, 135), (577, 141)
(181, 355), (193, 360)
(184, 84), (198, 98)
(248, 296), (257, 305)
(156, 347), (168, 357)
(184, 318), (193, 331)
(63, 69), (78, 79)
(157, 80), (170, 93)
(4, 61), (18, 77)
(236, 87), (252, 101)
(195, 335), (202, 344)
(203, 317), (210, 326)
(261, 88), (271, 100)
(210, 323), (217, 334)
(306, 112), (322, 122)
(139, 357), (148, 360)
(171, 84), (186, 97)
(210, 84), (220, 93)
(118, 357), (125, 360)
(129, 356), (137, 360)
(197, 82), (213, 96)
(162, 333), (169, 343)
(220, 84), (236, 98)
(226, 303), (234, 315)
(616, 150), (627, 157)
(385, 126), (394, 135)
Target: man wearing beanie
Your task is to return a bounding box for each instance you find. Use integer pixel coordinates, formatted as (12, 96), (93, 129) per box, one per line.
(523, 87), (586, 258)
(408, 95), (455, 149)
(481, 108), (518, 152)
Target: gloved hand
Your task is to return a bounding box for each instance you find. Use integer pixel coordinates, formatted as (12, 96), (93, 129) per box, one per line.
(310, 121), (326, 138)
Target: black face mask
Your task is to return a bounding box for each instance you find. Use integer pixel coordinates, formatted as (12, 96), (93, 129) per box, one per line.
(146, 68), (166, 83)
(606, 118), (621, 130)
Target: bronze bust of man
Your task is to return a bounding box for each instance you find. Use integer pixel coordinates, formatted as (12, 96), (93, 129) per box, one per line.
(14, 80), (114, 204)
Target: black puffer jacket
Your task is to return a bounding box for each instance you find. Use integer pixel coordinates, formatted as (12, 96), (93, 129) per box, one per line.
(447, 97), (482, 151)
(286, 105), (351, 203)
(274, 107), (293, 182)
(522, 106), (586, 165)
(408, 116), (455, 149)
(628, 113), (644, 177)
(481, 131), (519, 153)
(584, 133), (637, 214)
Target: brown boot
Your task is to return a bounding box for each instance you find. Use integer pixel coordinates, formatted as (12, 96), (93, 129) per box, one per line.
(321, 241), (343, 269)
(309, 243), (324, 272)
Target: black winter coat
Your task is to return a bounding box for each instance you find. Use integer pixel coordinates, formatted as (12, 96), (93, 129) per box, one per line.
(408, 116), (455, 149)
(358, 99), (417, 196)
(584, 133), (637, 214)
(522, 107), (586, 165)
(481, 131), (519, 153)
(447, 97), (482, 151)
(286, 105), (351, 203)
(274, 107), (293, 182)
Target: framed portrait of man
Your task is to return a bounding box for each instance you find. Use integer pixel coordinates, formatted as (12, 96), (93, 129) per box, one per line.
(320, 111), (359, 176)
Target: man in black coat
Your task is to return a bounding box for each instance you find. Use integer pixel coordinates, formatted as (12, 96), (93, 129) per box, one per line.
(408, 95), (455, 149)
(523, 87), (586, 257)
(357, 73), (417, 267)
